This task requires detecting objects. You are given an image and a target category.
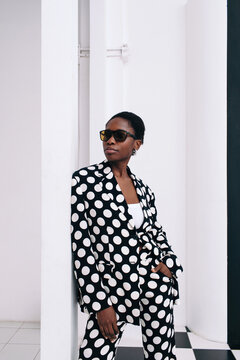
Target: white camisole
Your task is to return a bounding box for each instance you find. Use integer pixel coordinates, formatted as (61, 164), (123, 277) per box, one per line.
(128, 202), (144, 229)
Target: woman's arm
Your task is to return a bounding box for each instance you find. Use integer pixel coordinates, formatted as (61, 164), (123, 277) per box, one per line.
(149, 189), (183, 278)
(71, 172), (113, 313)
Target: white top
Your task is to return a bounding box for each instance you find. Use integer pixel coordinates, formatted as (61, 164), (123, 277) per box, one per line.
(128, 202), (144, 229)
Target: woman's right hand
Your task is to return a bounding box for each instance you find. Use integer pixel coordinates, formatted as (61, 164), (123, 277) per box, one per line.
(151, 261), (173, 278)
(97, 306), (119, 342)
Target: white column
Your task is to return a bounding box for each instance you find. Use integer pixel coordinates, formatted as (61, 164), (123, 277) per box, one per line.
(89, 0), (107, 163)
(186, 0), (227, 342)
(41, 0), (79, 359)
(78, 0), (90, 168)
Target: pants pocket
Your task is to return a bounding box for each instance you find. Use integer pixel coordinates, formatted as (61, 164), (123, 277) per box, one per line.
(150, 265), (173, 283)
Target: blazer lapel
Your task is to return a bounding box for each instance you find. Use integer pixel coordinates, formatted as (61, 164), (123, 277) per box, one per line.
(96, 159), (152, 231)
(127, 166), (153, 230)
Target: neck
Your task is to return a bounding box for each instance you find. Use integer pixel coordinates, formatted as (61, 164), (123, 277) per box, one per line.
(109, 159), (130, 178)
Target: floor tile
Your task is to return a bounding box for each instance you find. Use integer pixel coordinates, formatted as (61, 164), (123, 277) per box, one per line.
(175, 325), (188, 332)
(188, 332), (230, 350)
(0, 344), (39, 360)
(0, 328), (18, 344)
(21, 322), (40, 329)
(0, 321), (22, 328)
(232, 350), (240, 360)
(0, 344), (5, 351)
(175, 332), (192, 348)
(116, 347), (144, 360)
(9, 328), (40, 344)
(194, 349), (235, 360)
(175, 348), (196, 360)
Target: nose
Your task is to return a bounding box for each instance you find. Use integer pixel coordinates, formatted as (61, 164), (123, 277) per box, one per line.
(106, 135), (116, 144)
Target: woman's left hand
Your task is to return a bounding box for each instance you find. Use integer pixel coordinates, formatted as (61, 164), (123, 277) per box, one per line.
(151, 261), (173, 278)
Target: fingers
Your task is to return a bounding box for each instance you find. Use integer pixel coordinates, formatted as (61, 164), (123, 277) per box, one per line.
(112, 321), (119, 336)
(151, 263), (162, 272)
(99, 324), (108, 340)
(97, 318), (119, 342)
(107, 323), (117, 342)
(99, 323), (118, 342)
(151, 262), (173, 278)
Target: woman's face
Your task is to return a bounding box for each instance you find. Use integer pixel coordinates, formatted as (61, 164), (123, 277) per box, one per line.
(102, 117), (141, 162)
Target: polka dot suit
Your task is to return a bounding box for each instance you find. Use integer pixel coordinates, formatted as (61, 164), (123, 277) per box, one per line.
(71, 159), (183, 359)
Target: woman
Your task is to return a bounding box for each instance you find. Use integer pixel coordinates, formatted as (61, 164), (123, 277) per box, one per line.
(71, 111), (183, 360)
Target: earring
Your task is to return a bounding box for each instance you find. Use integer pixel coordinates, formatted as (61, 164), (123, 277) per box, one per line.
(132, 149), (136, 156)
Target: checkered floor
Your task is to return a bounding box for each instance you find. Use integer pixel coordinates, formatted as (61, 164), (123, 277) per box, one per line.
(116, 326), (240, 360)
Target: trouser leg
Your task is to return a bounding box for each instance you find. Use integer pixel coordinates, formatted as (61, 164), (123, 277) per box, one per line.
(79, 313), (126, 360)
(139, 270), (176, 360)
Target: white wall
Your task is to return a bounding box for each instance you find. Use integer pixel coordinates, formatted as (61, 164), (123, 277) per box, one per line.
(0, 0), (41, 321)
(186, 0), (227, 342)
(78, 1), (187, 338)
(121, 0), (187, 327)
(0, 0), (227, 354)
(78, 0), (228, 346)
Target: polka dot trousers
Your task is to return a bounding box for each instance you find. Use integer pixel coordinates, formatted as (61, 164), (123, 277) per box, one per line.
(79, 266), (176, 360)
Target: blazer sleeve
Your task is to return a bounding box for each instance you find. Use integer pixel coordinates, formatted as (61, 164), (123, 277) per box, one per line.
(71, 172), (113, 313)
(149, 190), (183, 279)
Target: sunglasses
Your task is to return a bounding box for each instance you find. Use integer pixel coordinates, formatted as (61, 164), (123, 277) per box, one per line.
(99, 129), (137, 142)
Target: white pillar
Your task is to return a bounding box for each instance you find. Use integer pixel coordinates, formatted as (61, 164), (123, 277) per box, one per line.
(89, 0), (107, 162)
(41, 0), (79, 359)
(78, 0), (90, 168)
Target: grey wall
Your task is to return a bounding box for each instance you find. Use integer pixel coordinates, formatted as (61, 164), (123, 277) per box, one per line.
(0, 0), (41, 321)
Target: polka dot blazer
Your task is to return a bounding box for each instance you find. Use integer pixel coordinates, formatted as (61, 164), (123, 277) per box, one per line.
(71, 159), (183, 323)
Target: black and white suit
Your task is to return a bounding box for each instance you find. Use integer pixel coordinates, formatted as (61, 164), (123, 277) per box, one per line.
(71, 159), (183, 360)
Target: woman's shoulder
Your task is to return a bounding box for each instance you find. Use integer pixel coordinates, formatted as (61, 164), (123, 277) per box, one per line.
(72, 159), (107, 182)
(142, 180), (154, 197)
(132, 172), (154, 198)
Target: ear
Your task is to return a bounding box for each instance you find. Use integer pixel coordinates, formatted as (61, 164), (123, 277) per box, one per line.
(134, 139), (142, 150)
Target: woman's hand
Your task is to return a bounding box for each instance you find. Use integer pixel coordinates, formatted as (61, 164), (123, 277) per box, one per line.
(151, 261), (173, 278)
(97, 306), (119, 342)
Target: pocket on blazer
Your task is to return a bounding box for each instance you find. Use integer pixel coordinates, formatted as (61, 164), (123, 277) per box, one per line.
(150, 264), (173, 283)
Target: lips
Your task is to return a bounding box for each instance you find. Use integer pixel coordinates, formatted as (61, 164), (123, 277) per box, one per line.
(105, 147), (118, 154)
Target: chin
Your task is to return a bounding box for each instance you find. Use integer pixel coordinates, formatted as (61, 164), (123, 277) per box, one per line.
(105, 154), (118, 161)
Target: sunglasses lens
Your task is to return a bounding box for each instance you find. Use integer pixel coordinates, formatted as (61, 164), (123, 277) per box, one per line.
(114, 130), (127, 142)
(100, 130), (111, 141)
(100, 129), (128, 142)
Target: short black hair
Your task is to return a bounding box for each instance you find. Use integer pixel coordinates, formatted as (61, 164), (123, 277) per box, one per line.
(106, 111), (145, 144)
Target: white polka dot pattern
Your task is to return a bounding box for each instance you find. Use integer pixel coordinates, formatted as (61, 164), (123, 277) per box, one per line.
(78, 264), (177, 360)
(71, 159), (183, 318)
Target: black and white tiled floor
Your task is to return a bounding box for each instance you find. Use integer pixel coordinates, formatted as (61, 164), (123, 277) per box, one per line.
(0, 321), (239, 359)
(116, 326), (240, 360)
